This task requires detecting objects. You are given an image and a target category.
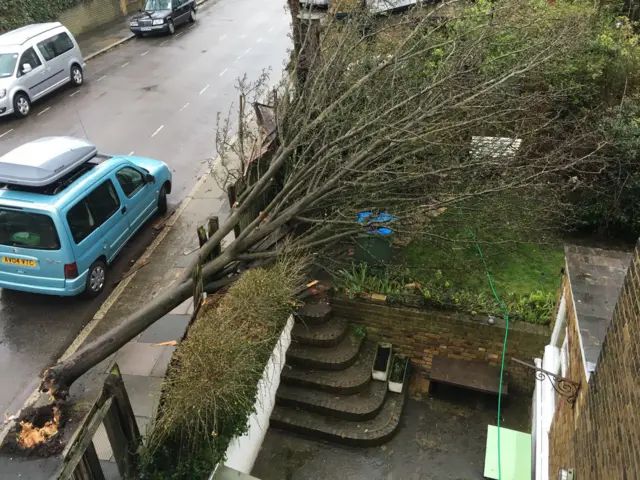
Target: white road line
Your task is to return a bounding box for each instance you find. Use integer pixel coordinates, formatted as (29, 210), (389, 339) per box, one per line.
(141, 50), (149, 56)
(70, 90), (80, 97)
(234, 56), (241, 63)
(199, 84), (210, 95)
(245, 47), (252, 54)
(257, 37), (263, 43)
(0, 129), (13, 139)
(269, 26), (275, 32)
(151, 125), (164, 137)
(129, 151), (135, 155)
(121, 62), (130, 68)
(175, 31), (184, 37)
(179, 102), (190, 111)
(96, 75), (107, 82)
(219, 68), (228, 77)
(160, 40), (169, 45)
(37, 107), (51, 116)
(219, 34), (227, 41)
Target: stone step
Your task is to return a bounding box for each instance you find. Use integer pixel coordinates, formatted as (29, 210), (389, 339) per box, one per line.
(295, 299), (332, 325)
(291, 317), (349, 348)
(270, 389), (407, 447)
(281, 341), (375, 394)
(286, 332), (364, 371)
(276, 380), (388, 421)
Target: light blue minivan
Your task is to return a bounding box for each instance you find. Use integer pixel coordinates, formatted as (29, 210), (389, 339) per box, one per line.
(0, 137), (172, 297)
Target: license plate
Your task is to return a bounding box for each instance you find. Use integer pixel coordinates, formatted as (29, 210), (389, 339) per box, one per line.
(141, 27), (152, 31)
(2, 256), (37, 268)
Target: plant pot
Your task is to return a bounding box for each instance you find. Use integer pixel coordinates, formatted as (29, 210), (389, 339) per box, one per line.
(388, 354), (408, 393)
(372, 342), (393, 381)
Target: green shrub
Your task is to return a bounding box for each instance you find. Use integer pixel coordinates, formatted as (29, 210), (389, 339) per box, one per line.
(0, 0), (85, 33)
(141, 258), (306, 479)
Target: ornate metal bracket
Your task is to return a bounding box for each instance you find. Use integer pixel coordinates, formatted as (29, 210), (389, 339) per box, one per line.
(512, 357), (581, 405)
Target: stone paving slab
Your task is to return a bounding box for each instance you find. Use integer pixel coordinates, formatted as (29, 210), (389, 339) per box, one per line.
(115, 341), (166, 377)
(122, 375), (164, 419)
(138, 314), (190, 344)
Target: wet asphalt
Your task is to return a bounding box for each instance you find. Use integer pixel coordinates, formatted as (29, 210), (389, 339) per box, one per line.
(0, 0), (291, 416)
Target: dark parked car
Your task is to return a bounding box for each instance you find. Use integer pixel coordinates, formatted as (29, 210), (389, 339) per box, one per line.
(129, 0), (196, 37)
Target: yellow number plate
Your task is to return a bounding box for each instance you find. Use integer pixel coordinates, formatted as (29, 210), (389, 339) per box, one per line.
(2, 257), (37, 268)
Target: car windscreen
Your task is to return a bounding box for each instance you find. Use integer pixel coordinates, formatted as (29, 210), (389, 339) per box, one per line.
(144, 0), (171, 10)
(0, 53), (18, 78)
(0, 208), (61, 250)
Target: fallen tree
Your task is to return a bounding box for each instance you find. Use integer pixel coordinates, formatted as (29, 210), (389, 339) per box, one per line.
(42, 0), (609, 398)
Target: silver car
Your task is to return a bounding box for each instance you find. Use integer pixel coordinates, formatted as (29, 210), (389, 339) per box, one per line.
(0, 23), (85, 119)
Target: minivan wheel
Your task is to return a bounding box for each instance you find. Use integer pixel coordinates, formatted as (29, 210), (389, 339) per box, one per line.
(189, 8), (196, 22)
(85, 260), (107, 298)
(158, 184), (168, 215)
(13, 93), (30, 118)
(71, 65), (83, 86)
(167, 20), (175, 35)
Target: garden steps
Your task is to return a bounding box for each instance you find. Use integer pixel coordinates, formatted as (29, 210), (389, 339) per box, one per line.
(276, 380), (387, 421)
(274, 302), (407, 446)
(286, 331), (363, 370)
(291, 316), (349, 348)
(295, 299), (332, 325)
(281, 341), (375, 394)
(270, 387), (407, 447)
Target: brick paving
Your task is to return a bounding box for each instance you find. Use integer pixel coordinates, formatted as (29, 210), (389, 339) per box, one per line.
(297, 299), (333, 325)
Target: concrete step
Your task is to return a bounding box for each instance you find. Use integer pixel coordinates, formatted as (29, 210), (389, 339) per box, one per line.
(276, 380), (388, 421)
(295, 299), (332, 325)
(291, 317), (349, 348)
(286, 332), (364, 371)
(281, 341), (375, 394)
(270, 388), (407, 447)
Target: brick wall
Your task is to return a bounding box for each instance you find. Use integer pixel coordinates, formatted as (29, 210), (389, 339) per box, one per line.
(548, 243), (640, 479)
(59, 0), (145, 36)
(332, 297), (549, 392)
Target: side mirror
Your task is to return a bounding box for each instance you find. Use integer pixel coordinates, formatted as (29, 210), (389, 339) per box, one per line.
(22, 63), (32, 74)
(146, 174), (156, 184)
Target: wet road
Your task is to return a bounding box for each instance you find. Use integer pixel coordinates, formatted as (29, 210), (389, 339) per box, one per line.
(0, 0), (291, 415)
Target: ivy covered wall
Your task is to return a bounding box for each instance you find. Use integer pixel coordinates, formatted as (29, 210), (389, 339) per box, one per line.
(0, 0), (85, 33)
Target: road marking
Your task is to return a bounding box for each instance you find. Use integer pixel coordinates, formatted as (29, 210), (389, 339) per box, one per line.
(175, 31), (184, 37)
(37, 107), (51, 116)
(239, 34), (248, 39)
(96, 75), (107, 82)
(179, 102), (190, 111)
(0, 129), (13, 139)
(141, 50), (150, 56)
(245, 47), (252, 54)
(257, 37), (263, 43)
(234, 56), (241, 63)
(129, 151), (135, 155)
(269, 26), (275, 32)
(70, 90), (80, 97)
(121, 62), (130, 68)
(151, 125), (164, 137)
(160, 39), (169, 46)
(219, 68), (228, 77)
(199, 84), (210, 95)
(219, 34), (227, 41)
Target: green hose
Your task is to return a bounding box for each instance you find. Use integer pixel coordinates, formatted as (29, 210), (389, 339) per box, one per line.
(458, 204), (509, 480)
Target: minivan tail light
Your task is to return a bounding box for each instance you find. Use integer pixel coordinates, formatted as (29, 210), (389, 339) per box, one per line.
(64, 263), (79, 279)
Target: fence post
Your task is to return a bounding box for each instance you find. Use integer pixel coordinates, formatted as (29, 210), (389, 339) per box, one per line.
(207, 216), (221, 259)
(192, 262), (204, 316)
(72, 441), (106, 480)
(227, 184), (243, 239)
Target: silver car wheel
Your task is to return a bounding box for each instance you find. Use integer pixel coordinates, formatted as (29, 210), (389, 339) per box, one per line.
(190, 9), (196, 21)
(17, 97), (29, 115)
(168, 21), (175, 34)
(90, 265), (105, 292)
(73, 67), (83, 85)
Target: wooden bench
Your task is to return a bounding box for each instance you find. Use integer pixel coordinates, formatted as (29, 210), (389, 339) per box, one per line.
(429, 356), (508, 396)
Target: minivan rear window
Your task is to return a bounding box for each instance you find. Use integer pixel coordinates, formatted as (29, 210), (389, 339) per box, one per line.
(0, 53), (18, 78)
(0, 208), (61, 250)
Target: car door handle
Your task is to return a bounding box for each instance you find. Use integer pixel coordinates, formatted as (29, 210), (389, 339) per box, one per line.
(121, 206), (127, 214)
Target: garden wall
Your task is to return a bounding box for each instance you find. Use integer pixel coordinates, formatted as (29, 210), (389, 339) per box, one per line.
(59, 0), (144, 36)
(332, 297), (550, 392)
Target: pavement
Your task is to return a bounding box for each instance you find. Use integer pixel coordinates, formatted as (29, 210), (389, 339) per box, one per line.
(0, 0), (291, 421)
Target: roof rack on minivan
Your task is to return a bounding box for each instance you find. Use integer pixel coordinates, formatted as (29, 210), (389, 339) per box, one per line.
(0, 137), (98, 187)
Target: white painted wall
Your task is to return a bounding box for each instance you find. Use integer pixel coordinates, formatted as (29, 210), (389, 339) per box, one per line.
(220, 315), (294, 474)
